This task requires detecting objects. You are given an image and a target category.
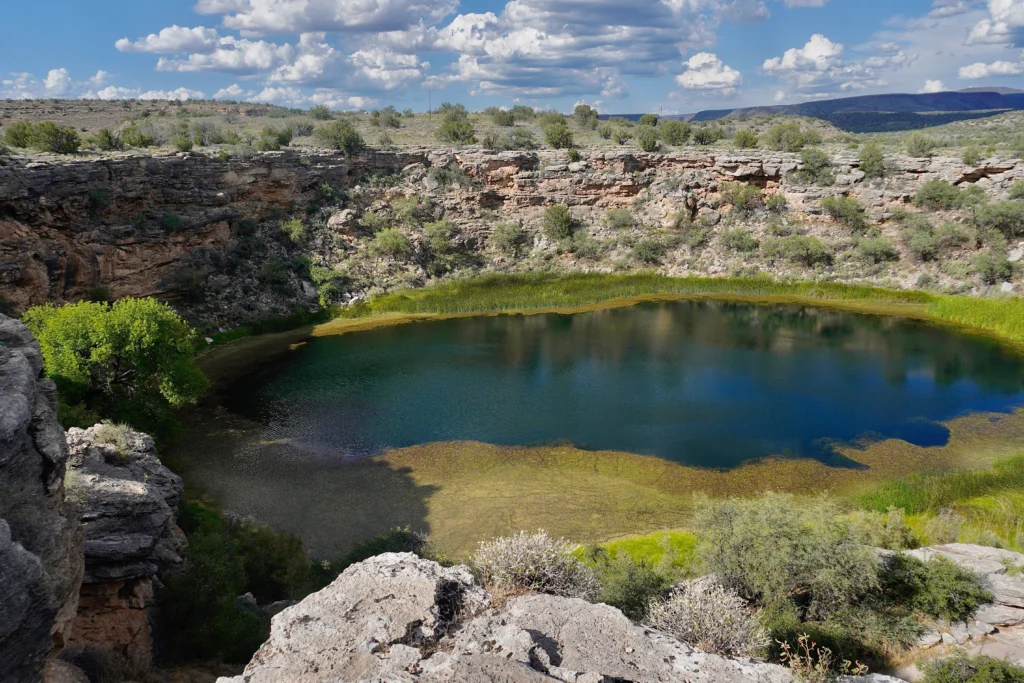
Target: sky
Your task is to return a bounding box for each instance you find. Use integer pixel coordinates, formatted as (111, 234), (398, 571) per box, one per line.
(2, 0), (1024, 114)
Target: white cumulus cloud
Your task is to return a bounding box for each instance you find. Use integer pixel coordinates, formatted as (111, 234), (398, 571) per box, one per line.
(959, 58), (1024, 78)
(919, 79), (947, 92)
(116, 26), (221, 54)
(676, 52), (743, 94)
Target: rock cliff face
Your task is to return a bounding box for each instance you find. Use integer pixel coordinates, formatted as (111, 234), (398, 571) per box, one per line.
(63, 425), (186, 669)
(0, 314), (83, 683)
(2, 147), (1020, 318)
(219, 553), (897, 683)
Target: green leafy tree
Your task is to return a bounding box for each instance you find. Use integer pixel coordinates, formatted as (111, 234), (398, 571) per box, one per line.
(3, 120), (35, 148)
(493, 109), (516, 127)
(543, 204), (575, 240)
(23, 298), (209, 433)
(309, 104), (333, 120)
(573, 104), (599, 130)
(544, 122), (575, 149)
(660, 120), (692, 146)
(314, 121), (365, 155)
(436, 117), (477, 144)
(733, 129), (759, 149)
(639, 114), (659, 127)
(636, 126), (659, 153)
(692, 126), (724, 146)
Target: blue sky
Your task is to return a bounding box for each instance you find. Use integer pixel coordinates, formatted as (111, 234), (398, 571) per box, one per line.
(3, 0), (1024, 113)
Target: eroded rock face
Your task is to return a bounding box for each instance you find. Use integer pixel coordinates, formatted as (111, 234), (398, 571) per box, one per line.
(63, 425), (186, 667)
(0, 314), (83, 683)
(219, 553), (898, 683)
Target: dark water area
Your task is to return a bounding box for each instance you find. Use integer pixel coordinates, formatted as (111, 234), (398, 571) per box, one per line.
(220, 301), (1024, 469)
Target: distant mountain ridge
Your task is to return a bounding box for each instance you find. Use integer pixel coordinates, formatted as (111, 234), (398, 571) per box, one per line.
(603, 88), (1024, 133)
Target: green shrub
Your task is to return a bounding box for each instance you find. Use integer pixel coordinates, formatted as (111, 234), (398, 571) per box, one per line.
(1010, 181), (1024, 200)
(859, 141), (886, 179)
(570, 232), (602, 259)
(692, 127), (724, 146)
(604, 208), (634, 231)
(857, 237), (899, 264)
(573, 105), (599, 130)
(436, 117), (477, 144)
(694, 493), (878, 619)
(544, 122), (575, 150)
(638, 114), (659, 127)
(762, 235), (831, 267)
(368, 228), (412, 260)
(597, 123), (614, 140)
(733, 129), (759, 149)
(423, 219), (459, 256)
(473, 531), (600, 601)
(87, 188), (111, 216)
(963, 145), (983, 166)
(794, 148), (834, 186)
(921, 652), (1024, 683)
(916, 180), (969, 210)
(632, 238), (667, 264)
(32, 122), (80, 154)
(907, 229), (940, 262)
(647, 579), (769, 657)
(172, 135), (194, 153)
(971, 249), (1013, 284)
(850, 506), (919, 550)
(660, 120), (692, 146)
(428, 163), (476, 188)
(613, 129), (633, 146)
(543, 205), (575, 240)
(121, 124), (155, 148)
(493, 109), (515, 127)
(161, 211), (183, 233)
(722, 183), (764, 216)
(291, 122), (314, 137)
(23, 298), (208, 435)
(511, 105), (536, 120)
(975, 201), (1024, 237)
(821, 196), (868, 231)
(369, 107), (401, 128)
(882, 554), (991, 623)
(906, 132), (939, 158)
(280, 218), (305, 242)
(309, 104), (333, 120)
(4, 120), (35, 147)
(766, 194), (788, 214)
(589, 551), (671, 621)
(84, 284), (112, 303)
(720, 228), (759, 252)
(636, 126), (659, 153)
(93, 128), (123, 152)
(490, 222), (527, 256)
(314, 121), (365, 155)
(762, 123), (816, 152)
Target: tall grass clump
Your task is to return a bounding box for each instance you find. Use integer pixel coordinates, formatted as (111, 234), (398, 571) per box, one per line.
(926, 296), (1024, 346)
(473, 530), (599, 601)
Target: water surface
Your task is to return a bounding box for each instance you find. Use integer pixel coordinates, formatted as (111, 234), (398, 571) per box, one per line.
(221, 301), (1024, 468)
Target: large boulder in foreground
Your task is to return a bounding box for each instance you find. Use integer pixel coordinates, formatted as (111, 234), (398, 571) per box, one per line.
(219, 553), (899, 683)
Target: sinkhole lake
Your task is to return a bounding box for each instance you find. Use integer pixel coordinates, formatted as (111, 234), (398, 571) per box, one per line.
(221, 301), (1024, 468)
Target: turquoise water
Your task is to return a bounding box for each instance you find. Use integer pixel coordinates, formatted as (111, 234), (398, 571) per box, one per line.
(222, 300), (1024, 469)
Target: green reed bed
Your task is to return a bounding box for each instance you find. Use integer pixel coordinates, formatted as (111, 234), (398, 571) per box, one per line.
(361, 272), (932, 316)
(859, 454), (1024, 514)
(927, 296), (1024, 347)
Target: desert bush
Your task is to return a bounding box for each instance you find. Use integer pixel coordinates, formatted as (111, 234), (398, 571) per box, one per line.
(543, 205), (575, 240)
(570, 232), (602, 259)
(975, 201), (1024, 237)
(488, 128), (538, 151)
(821, 196), (868, 231)
(762, 235), (831, 267)
(907, 229), (940, 262)
(121, 123), (155, 148)
(915, 180), (970, 210)
(766, 194), (788, 214)
(292, 122), (314, 137)
(428, 163), (476, 188)
(925, 509), (965, 544)
(544, 122), (575, 150)
(661, 120), (692, 146)
(613, 129), (634, 146)
(490, 222), (527, 256)
(369, 106), (401, 128)
(646, 578), (769, 657)
(850, 507), (919, 550)
(636, 127), (659, 153)
(32, 122), (80, 154)
(857, 237), (899, 264)
(859, 142), (886, 179)
(280, 218), (305, 243)
(423, 219), (459, 256)
(971, 249), (1013, 284)
(962, 145), (983, 166)
(921, 652), (1024, 683)
(1009, 181), (1024, 200)
(309, 104), (333, 120)
(632, 238), (667, 264)
(693, 493), (877, 618)
(93, 128), (123, 151)
(573, 105), (599, 130)
(172, 135), (194, 153)
(567, 148), (582, 163)
(473, 531), (600, 601)
(161, 210), (183, 232)
(639, 114), (659, 127)
(762, 123), (816, 152)
(598, 123), (614, 140)
(906, 132), (939, 158)
(511, 105), (536, 120)
(587, 550), (671, 621)
(3, 120), (35, 147)
(605, 208), (634, 231)
(368, 228), (412, 260)
(881, 554), (991, 623)
(777, 633), (868, 683)
(390, 195), (433, 225)
(733, 129), (759, 149)
(793, 148), (834, 186)
(722, 183), (764, 216)
(493, 109), (515, 127)
(314, 121), (365, 155)
(693, 127), (724, 146)
(721, 228), (759, 253)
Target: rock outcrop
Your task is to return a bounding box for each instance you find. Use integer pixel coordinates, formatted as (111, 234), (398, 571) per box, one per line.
(63, 425), (186, 668)
(219, 553), (898, 683)
(0, 314), (83, 683)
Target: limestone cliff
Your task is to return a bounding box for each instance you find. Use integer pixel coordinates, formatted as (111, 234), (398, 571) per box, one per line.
(0, 314), (83, 683)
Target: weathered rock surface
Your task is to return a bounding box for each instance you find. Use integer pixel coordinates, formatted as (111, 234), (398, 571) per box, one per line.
(0, 313), (83, 683)
(63, 424), (186, 667)
(219, 553), (898, 683)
